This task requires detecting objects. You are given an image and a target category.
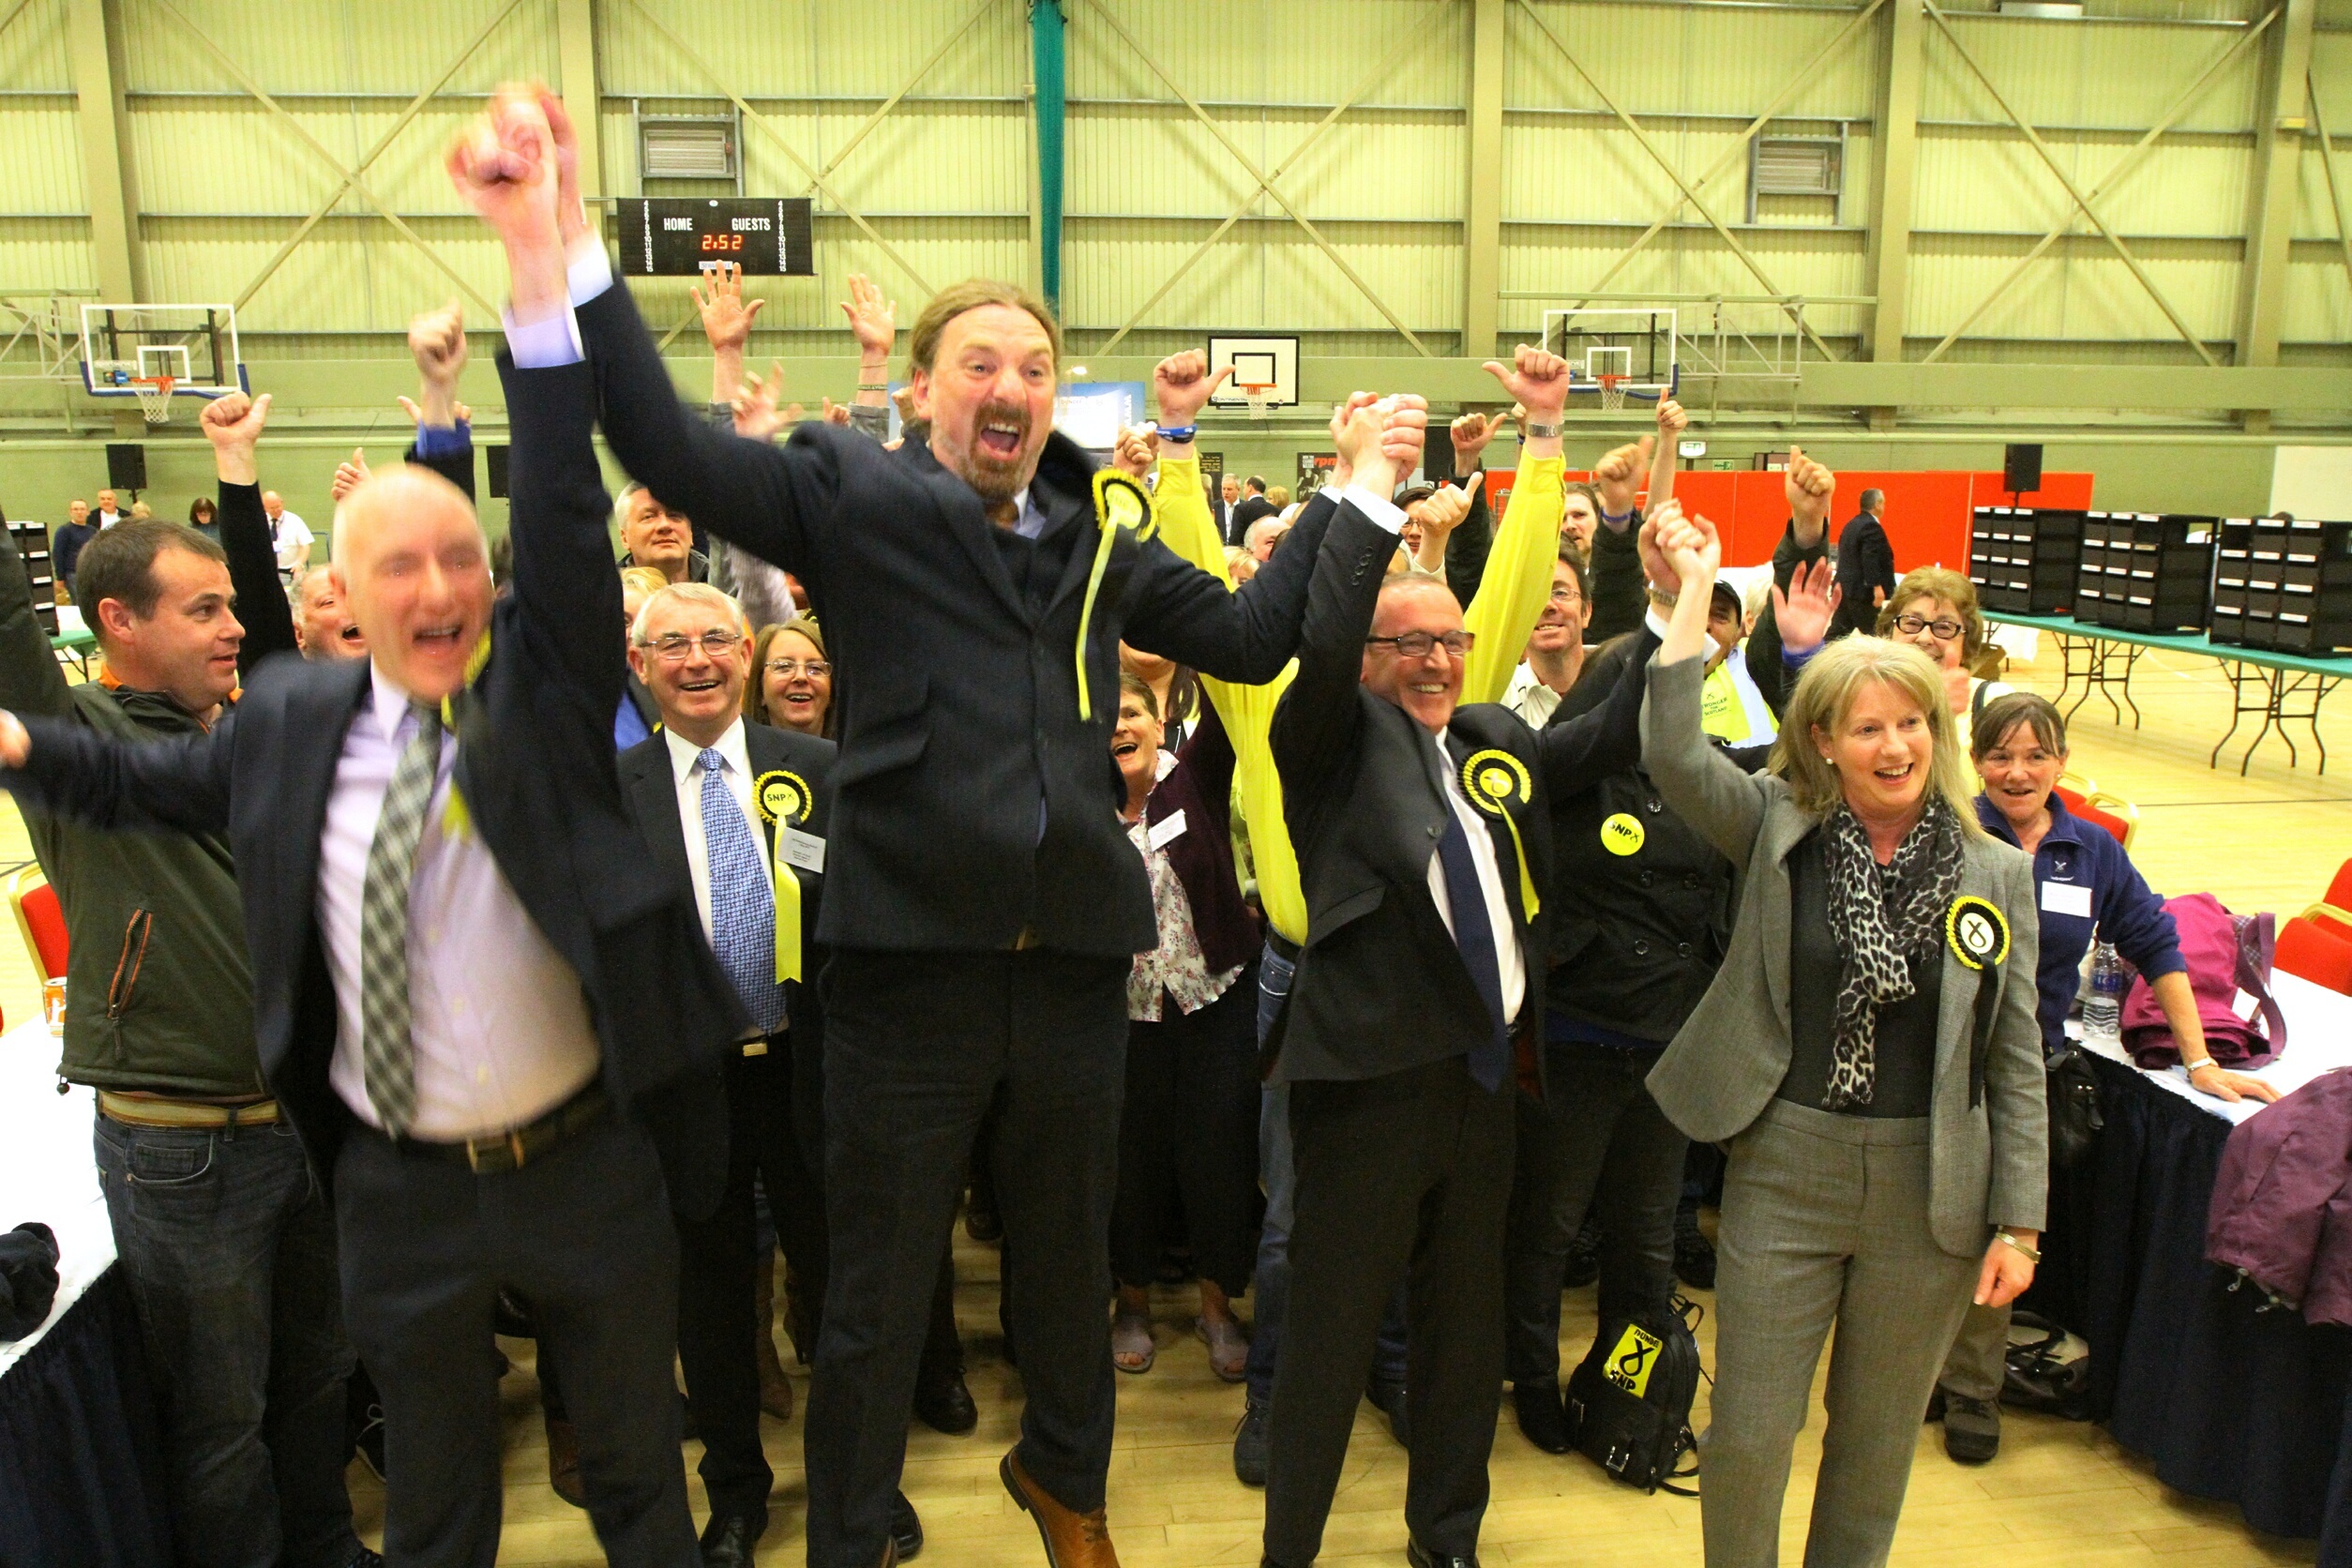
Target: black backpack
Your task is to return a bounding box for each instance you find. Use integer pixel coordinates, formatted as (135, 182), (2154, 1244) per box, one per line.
(1564, 1298), (1703, 1495)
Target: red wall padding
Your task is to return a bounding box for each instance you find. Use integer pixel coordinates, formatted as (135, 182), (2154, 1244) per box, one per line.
(1485, 469), (2097, 571)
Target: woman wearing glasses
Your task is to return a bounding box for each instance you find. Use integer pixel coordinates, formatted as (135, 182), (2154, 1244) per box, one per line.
(1875, 567), (2013, 748)
(746, 618), (835, 739)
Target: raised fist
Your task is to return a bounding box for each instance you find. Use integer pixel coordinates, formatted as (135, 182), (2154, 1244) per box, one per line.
(1481, 345), (1572, 422)
(1593, 435), (1656, 517)
(408, 299), (467, 387)
(1451, 412), (1500, 462)
(1656, 398), (1688, 438)
(1785, 445), (1835, 530)
(1113, 424), (1159, 480)
(330, 447), (371, 503)
(200, 390), (270, 452)
(1153, 351), (1230, 430)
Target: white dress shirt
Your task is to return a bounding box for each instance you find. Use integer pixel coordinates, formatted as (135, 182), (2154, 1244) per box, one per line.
(1502, 662), (1563, 730)
(1425, 726), (1529, 1027)
(663, 717), (756, 947)
(319, 664), (601, 1141)
(271, 510), (314, 575)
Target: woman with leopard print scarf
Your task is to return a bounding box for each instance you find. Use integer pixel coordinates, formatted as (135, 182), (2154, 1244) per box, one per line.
(1636, 498), (2046, 1568)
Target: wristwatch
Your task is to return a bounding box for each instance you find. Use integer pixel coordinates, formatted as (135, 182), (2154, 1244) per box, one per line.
(1522, 418), (1562, 441)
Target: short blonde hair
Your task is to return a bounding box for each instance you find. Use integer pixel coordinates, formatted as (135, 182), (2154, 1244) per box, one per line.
(630, 580), (749, 646)
(1769, 636), (1985, 835)
(1877, 565), (1986, 663)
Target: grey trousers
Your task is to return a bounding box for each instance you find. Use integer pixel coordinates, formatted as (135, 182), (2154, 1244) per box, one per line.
(1937, 1301), (2011, 1403)
(1702, 1100), (1979, 1568)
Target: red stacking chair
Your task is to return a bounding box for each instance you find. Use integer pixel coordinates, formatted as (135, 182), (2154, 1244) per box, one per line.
(2328, 858), (2352, 913)
(11, 867), (67, 981)
(2276, 915), (2352, 995)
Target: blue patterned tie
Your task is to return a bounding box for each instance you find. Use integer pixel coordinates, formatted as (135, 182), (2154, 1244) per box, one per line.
(1436, 807), (1511, 1092)
(701, 749), (786, 1034)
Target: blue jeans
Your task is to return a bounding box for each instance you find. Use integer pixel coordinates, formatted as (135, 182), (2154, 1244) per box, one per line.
(1243, 939), (1407, 1405)
(94, 1112), (360, 1568)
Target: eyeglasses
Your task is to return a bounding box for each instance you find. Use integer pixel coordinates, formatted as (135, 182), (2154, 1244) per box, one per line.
(1893, 613), (1965, 641)
(1547, 584), (1583, 606)
(642, 629), (744, 661)
(1364, 630), (1476, 658)
(765, 657), (832, 679)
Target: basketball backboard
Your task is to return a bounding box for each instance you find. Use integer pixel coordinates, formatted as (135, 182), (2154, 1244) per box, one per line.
(1540, 307), (1679, 402)
(1206, 335), (1299, 410)
(81, 304), (246, 406)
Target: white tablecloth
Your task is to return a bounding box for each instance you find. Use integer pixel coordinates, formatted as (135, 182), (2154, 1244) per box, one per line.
(2084, 968), (2352, 1127)
(0, 1019), (113, 1378)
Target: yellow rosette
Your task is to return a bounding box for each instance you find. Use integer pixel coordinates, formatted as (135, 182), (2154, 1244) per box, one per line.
(1460, 747), (1541, 924)
(1944, 894), (2010, 972)
(755, 769), (814, 983)
(1075, 468), (1157, 722)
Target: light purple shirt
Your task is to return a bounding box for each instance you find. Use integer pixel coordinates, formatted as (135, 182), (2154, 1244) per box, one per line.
(320, 664), (601, 1141)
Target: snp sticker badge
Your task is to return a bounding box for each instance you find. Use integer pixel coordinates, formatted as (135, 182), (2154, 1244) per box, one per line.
(754, 769), (813, 826)
(1944, 895), (2010, 971)
(1600, 812), (1646, 856)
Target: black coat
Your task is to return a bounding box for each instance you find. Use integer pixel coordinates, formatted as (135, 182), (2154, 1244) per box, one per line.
(1265, 505), (1659, 1084)
(2, 356), (742, 1218)
(1545, 635), (1774, 1041)
(1832, 510), (1895, 641)
(619, 716), (834, 1032)
(572, 278), (1329, 957)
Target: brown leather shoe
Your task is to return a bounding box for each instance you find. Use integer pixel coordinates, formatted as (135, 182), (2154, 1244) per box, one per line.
(544, 1414), (586, 1508)
(1000, 1451), (1118, 1568)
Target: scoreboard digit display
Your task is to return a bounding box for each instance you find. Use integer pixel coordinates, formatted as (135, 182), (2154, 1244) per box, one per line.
(617, 198), (816, 278)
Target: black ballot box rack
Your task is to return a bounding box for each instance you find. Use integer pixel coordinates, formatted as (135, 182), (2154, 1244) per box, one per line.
(6, 519), (55, 637)
(2212, 518), (2352, 656)
(1969, 505), (2083, 615)
(2075, 512), (2216, 634)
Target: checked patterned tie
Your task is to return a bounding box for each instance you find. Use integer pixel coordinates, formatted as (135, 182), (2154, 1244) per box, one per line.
(701, 749), (787, 1034)
(358, 701), (443, 1136)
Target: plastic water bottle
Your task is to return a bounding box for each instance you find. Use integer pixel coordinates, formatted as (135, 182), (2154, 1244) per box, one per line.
(2083, 940), (2125, 1046)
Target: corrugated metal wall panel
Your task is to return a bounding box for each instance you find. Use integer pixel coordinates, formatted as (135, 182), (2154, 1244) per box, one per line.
(122, 0), (555, 95)
(0, 0), (73, 89)
(1508, 1), (1877, 121)
(1063, 222), (1460, 335)
(2295, 128), (2347, 242)
(1921, 12), (2261, 133)
(1071, 0), (1466, 110)
(1915, 124), (2254, 235)
(2284, 250), (2352, 342)
(1908, 232), (2241, 342)
(601, 0), (1027, 100)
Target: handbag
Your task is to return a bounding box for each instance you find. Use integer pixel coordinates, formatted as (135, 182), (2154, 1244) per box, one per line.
(2043, 1043), (2104, 1170)
(2120, 892), (2286, 1071)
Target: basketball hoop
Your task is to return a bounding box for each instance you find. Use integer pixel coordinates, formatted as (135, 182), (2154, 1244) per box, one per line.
(1240, 383), (1274, 420)
(1597, 373), (1629, 413)
(133, 375), (175, 424)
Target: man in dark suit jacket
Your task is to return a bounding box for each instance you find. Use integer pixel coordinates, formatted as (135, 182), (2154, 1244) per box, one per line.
(474, 87), (1333, 1568)
(618, 580), (864, 1568)
(0, 347), (736, 1568)
(1259, 396), (1696, 1568)
(1229, 475), (1277, 541)
(1831, 486), (1895, 642)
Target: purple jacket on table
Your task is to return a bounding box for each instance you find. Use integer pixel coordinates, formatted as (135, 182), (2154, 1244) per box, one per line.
(2208, 1069), (2352, 1329)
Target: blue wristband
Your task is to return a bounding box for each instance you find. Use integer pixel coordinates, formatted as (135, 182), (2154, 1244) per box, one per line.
(1157, 424), (1198, 444)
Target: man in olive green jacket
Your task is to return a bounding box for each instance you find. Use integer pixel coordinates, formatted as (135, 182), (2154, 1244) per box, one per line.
(0, 429), (371, 1568)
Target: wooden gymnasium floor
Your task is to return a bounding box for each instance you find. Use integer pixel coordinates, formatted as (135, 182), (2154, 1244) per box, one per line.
(0, 635), (2341, 1567)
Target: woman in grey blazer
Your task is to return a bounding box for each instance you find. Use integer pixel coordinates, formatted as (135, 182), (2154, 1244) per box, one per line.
(1636, 510), (2047, 1568)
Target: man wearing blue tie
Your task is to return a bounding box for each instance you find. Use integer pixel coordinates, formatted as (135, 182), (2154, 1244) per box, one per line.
(1259, 400), (1715, 1568)
(616, 580), (855, 1568)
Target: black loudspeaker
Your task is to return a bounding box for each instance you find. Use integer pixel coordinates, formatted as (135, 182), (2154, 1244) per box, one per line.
(2003, 443), (2043, 495)
(486, 444), (509, 500)
(105, 442), (146, 491)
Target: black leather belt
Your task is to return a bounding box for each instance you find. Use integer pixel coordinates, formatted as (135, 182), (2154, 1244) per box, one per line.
(737, 1028), (786, 1059)
(394, 1082), (609, 1174)
(1265, 929), (1302, 963)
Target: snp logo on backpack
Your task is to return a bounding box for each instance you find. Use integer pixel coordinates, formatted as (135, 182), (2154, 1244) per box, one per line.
(1604, 1321), (1664, 1397)
(1568, 1306), (1702, 1496)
